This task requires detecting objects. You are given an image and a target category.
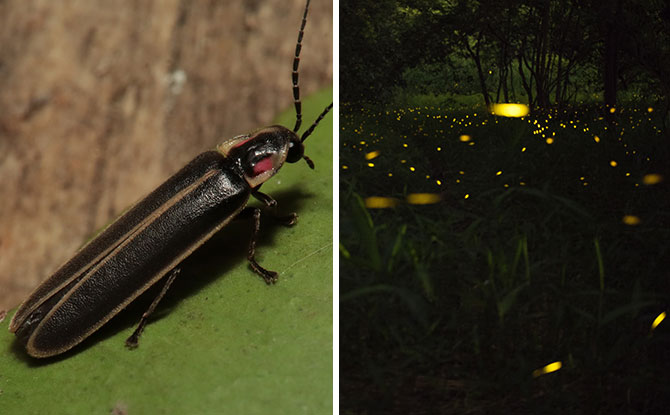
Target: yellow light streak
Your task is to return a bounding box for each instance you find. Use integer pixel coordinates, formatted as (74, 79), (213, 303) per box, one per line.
(406, 193), (442, 205)
(651, 312), (666, 332)
(364, 197), (399, 209)
(532, 361), (562, 378)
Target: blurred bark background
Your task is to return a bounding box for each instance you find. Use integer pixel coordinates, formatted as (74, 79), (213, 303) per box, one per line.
(0, 0), (332, 310)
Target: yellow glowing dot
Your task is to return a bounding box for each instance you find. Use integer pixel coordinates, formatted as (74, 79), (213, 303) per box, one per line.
(365, 150), (380, 160)
(401, 159), (406, 164)
(532, 361), (562, 378)
(648, 107), (654, 113)
(388, 173), (392, 177)
(364, 197), (399, 209)
(342, 165), (348, 170)
(610, 160), (617, 167)
(359, 141), (366, 145)
(436, 180), (442, 185)
(459, 134), (471, 142)
(622, 215), (641, 225)
(464, 194), (470, 199)
(490, 103), (530, 117)
(406, 193), (442, 205)
(367, 163), (375, 167)
(403, 143), (408, 148)
(609, 107), (616, 113)
(521, 147), (526, 152)
(594, 135), (600, 143)
(642, 173), (663, 185)
(546, 138), (554, 144)
(437, 147), (442, 151)
(496, 171), (502, 176)
(459, 171), (465, 175)
(409, 167), (415, 171)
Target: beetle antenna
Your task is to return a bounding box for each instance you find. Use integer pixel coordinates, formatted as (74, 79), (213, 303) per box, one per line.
(292, 0), (310, 133)
(300, 102), (333, 143)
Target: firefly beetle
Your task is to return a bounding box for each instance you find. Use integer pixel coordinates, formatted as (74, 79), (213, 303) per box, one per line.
(9, 0), (332, 359)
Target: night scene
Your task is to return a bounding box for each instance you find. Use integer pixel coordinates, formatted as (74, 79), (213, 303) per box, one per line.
(340, 0), (670, 413)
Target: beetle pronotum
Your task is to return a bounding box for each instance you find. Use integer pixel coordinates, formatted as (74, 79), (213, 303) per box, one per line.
(9, 0), (332, 358)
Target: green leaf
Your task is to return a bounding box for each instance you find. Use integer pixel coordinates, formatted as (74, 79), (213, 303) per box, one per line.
(0, 89), (332, 415)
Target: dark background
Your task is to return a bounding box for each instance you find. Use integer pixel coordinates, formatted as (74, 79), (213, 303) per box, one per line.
(340, 0), (670, 413)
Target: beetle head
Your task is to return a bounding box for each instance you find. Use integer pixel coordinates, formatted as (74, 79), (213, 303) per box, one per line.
(217, 125), (301, 188)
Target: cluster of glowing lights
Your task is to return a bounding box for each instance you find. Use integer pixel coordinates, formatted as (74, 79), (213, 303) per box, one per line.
(342, 104), (667, 386)
(343, 104), (662, 224)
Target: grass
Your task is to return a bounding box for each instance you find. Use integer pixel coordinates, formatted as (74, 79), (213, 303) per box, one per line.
(340, 101), (670, 414)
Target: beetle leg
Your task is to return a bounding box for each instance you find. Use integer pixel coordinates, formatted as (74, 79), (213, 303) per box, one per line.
(240, 206), (279, 284)
(252, 190), (298, 226)
(125, 268), (180, 349)
(252, 189), (277, 207)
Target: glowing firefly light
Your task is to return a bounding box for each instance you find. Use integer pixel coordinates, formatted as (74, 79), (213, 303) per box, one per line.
(651, 312), (666, 332)
(532, 361), (562, 378)
(642, 174), (663, 185)
(365, 151), (380, 160)
(364, 197), (400, 209)
(406, 193), (442, 205)
(594, 135), (600, 143)
(610, 160), (617, 167)
(490, 103), (530, 118)
(459, 135), (471, 142)
(622, 215), (641, 225)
